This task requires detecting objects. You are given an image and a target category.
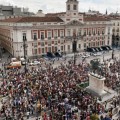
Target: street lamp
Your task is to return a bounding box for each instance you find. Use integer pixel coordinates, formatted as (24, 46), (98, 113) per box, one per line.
(23, 35), (27, 73)
(103, 54), (104, 62)
(112, 49), (114, 59)
(72, 33), (78, 65)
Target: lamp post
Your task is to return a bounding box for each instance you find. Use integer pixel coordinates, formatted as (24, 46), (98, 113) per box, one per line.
(72, 33), (77, 65)
(23, 36), (27, 73)
(103, 54), (104, 62)
(112, 49), (114, 59)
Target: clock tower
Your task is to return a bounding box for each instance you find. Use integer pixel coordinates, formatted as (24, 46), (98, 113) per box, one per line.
(66, 0), (79, 16)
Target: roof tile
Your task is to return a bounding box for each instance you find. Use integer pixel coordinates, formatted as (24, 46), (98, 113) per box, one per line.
(1, 17), (64, 23)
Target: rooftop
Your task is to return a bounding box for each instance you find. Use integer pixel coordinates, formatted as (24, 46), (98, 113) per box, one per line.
(84, 16), (110, 22)
(0, 16), (64, 23)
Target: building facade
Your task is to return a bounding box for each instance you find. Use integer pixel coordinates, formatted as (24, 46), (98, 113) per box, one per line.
(0, 0), (113, 58)
(0, 5), (34, 20)
(111, 18), (120, 47)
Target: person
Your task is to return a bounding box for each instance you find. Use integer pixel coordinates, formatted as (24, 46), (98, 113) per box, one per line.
(100, 115), (104, 120)
(26, 111), (30, 119)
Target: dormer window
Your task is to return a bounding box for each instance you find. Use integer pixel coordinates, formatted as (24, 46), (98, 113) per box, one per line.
(68, 5), (70, 10)
(73, 5), (77, 10)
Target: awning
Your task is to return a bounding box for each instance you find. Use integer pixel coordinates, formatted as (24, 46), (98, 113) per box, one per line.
(95, 48), (99, 52)
(106, 46), (112, 50)
(97, 47), (103, 51)
(101, 46), (108, 51)
(92, 48), (96, 52)
(86, 48), (93, 52)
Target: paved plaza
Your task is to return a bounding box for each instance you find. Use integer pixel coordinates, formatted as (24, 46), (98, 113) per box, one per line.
(0, 50), (120, 120)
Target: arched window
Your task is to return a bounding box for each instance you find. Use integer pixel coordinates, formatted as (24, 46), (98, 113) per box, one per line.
(73, 5), (77, 10)
(68, 5), (70, 10)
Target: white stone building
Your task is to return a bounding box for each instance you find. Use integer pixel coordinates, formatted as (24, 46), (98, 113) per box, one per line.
(0, 0), (113, 58)
(111, 18), (120, 47)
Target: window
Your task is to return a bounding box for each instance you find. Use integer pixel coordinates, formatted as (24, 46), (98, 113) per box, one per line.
(78, 29), (81, 36)
(33, 33), (37, 40)
(41, 32), (44, 40)
(98, 42), (99, 46)
(79, 44), (81, 49)
(33, 43), (37, 47)
(68, 5), (70, 10)
(98, 31), (100, 35)
(61, 46), (64, 51)
(84, 30), (86, 36)
(73, 5), (77, 10)
(89, 43), (90, 47)
(54, 47), (57, 52)
(54, 41), (57, 45)
(41, 42), (44, 46)
(54, 30), (58, 39)
(48, 31), (52, 39)
(102, 31), (104, 35)
(60, 31), (64, 38)
(23, 33), (27, 41)
(117, 28), (119, 32)
(48, 41), (51, 46)
(68, 45), (70, 50)
(33, 49), (37, 55)
(84, 43), (86, 48)
(48, 47), (51, 52)
(89, 31), (91, 36)
(102, 41), (104, 45)
(112, 29), (115, 32)
(67, 29), (71, 36)
(42, 48), (44, 53)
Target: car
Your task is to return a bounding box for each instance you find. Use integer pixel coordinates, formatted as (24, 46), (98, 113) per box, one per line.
(33, 61), (41, 65)
(29, 62), (34, 66)
(81, 55), (87, 58)
(91, 53), (97, 56)
(29, 61), (40, 66)
(96, 52), (103, 56)
(85, 53), (90, 57)
(20, 57), (28, 65)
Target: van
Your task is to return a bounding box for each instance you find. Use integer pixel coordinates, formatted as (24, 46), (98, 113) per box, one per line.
(20, 57), (26, 65)
(6, 61), (21, 69)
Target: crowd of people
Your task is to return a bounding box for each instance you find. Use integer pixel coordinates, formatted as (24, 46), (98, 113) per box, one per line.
(103, 58), (120, 90)
(0, 56), (120, 120)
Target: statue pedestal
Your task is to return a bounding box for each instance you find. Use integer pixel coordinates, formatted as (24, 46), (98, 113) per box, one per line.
(89, 73), (106, 95)
(86, 73), (117, 102)
(88, 73), (107, 96)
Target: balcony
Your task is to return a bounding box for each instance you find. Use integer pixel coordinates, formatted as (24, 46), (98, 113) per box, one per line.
(41, 37), (44, 40)
(54, 36), (58, 39)
(33, 37), (37, 41)
(48, 37), (51, 40)
(65, 35), (84, 41)
(60, 36), (64, 39)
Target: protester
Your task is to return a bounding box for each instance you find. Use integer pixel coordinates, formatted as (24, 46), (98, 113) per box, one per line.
(0, 57), (119, 120)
